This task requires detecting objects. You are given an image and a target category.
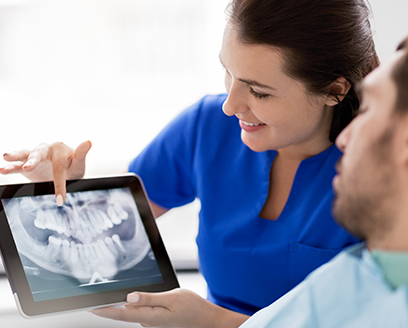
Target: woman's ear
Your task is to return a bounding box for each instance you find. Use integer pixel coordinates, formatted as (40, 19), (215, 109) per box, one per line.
(325, 77), (351, 106)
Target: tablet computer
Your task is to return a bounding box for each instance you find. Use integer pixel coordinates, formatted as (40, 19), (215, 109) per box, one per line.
(0, 174), (179, 318)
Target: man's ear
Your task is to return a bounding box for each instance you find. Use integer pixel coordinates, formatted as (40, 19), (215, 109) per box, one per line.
(325, 77), (351, 107)
(397, 115), (408, 168)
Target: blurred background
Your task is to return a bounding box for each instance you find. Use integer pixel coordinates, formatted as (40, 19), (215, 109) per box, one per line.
(0, 0), (407, 271)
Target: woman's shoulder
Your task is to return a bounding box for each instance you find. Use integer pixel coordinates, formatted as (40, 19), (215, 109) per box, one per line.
(168, 93), (228, 127)
(179, 93), (240, 137)
(197, 93), (228, 108)
(184, 93), (228, 119)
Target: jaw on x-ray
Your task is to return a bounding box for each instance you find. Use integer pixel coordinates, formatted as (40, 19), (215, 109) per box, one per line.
(5, 188), (151, 284)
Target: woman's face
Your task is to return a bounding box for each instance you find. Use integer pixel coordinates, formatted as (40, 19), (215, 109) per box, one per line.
(220, 24), (334, 154)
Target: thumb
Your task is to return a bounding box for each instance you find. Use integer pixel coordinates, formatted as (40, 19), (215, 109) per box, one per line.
(74, 140), (92, 161)
(69, 140), (92, 178)
(127, 291), (173, 308)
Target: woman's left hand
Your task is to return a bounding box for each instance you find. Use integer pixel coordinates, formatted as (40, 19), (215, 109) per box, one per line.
(91, 288), (249, 328)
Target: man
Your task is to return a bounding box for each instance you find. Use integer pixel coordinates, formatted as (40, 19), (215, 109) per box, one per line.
(90, 37), (408, 327)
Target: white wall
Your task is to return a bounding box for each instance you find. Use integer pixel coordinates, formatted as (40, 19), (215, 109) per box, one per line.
(0, 0), (230, 179)
(369, 0), (408, 61)
(0, 0), (407, 270)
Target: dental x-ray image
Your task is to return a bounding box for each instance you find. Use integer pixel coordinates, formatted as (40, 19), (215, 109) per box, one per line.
(1, 187), (163, 302)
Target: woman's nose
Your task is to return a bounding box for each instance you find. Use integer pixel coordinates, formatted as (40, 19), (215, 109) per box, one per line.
(222, 81), (249, 117)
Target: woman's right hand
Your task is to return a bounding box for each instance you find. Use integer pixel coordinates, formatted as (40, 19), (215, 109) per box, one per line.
(0, 140), (92, 205)
(91, 288), (249, 328)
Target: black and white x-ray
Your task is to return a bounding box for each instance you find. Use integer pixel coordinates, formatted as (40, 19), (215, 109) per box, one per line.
(2, 187), (163, 302)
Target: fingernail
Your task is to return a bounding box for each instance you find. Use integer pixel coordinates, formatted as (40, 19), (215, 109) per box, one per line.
(56, 194), (64, 207)
(23, 160), (34, 168)
(3, 153), (9, 157)
(127, 293), (139, 303)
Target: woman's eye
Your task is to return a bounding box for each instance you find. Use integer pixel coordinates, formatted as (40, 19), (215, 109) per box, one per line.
(249, 87), (269, 99)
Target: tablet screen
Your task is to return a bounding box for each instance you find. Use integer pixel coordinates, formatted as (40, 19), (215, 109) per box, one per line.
(2, 187), (163, 303)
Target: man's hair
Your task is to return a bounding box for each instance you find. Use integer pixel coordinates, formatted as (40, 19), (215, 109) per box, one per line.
(392, 37), (408, 113)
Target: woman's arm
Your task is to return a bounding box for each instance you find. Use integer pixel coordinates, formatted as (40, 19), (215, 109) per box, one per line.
(91, 288), (249, 328)
(150, 201), (169, 218)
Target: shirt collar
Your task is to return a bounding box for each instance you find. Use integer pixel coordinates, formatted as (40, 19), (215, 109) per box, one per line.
(371, 249), (408, 289)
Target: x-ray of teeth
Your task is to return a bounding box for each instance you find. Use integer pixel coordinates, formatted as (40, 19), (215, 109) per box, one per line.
(3, 188), (153, 285)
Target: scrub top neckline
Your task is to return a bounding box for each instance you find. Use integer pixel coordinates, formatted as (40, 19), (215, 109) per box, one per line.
(258, 144), (337, 222)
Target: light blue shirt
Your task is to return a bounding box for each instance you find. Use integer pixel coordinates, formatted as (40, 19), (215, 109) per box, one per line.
(240, 243), (408, 328)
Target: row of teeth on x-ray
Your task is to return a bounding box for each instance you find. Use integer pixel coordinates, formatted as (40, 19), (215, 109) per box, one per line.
(46, 234), (126, 263)
(34, 202), (129, 244)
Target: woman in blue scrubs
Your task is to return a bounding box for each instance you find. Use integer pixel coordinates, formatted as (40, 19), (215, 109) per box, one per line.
(1, 0), (379, 316)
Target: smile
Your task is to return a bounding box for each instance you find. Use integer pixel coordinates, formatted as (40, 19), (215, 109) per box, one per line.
(241, 120), (265, 127)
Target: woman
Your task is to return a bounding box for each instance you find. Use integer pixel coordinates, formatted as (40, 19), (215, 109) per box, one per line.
(1, 0), (378, 317)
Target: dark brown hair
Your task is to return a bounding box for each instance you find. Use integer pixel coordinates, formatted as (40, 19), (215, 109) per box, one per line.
(227, 0), (380, 142)
(392, 37), (408, 113)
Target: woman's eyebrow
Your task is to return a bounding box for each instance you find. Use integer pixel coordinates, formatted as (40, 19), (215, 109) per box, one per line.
(219, 53), (277, 91)
(238, 77), (277, 91)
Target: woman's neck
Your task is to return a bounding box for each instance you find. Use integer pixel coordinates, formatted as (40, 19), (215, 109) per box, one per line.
(276, 139), (334, 162)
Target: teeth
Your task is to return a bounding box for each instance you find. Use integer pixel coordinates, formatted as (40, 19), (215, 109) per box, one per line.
(20, 197), (37, 212)
(97, 239), (116, 260)
(87, 223), (98, 238)
(107, 205), (122, 225)
(45, 234), (129, 281)
(81, 221), (94, 243)
(20, 190), (148, 285)
(67, 215), (77, 237)
(34, 211), (47, 230)
(109, 203), (129, 222)
(63, 219), (71, 237)
(55, 212), (66, 235)
(52, 234), (128, 264)
(34, 202), (130, 246)
(116, 203), (128, 220)
(104, 236), (118, 255)
(70, 241), (79, 263)
(77, 243), (85, 259)
(92, 240), (105, 259)
(83, 243), (91, 258)
(62, 239), (70, 259)
(74, 223), (86, 243)
(45, 211), (58, 231)
(34, 201), (132, 264)
(100, 211), (114, 229)
(112, 234), (126, 254)
(46, 235), (62, 258)
(86, 210), (104, 234)
(34, 211), (62, 232)
(242, 121), (263, 127)
(89, 243), (98, 259)
(48, 235), (62, 247)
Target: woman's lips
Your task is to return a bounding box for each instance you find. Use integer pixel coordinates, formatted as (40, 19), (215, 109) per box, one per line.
(239, 120), (266, 132)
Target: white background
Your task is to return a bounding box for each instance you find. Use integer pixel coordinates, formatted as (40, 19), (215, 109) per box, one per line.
(0, 0), (407, 269)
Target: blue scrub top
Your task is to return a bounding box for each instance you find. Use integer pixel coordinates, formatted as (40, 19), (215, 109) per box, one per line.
(129, 94), (359, 315)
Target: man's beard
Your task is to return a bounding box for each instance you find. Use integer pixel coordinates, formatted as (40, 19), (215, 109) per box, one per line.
(332, 126), (397, 244)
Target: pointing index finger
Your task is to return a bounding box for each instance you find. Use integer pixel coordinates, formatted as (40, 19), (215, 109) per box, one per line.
(48, 143), (73, 205)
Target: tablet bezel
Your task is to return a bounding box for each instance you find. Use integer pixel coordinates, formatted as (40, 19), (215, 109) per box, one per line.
(0, 174), (179, 318)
